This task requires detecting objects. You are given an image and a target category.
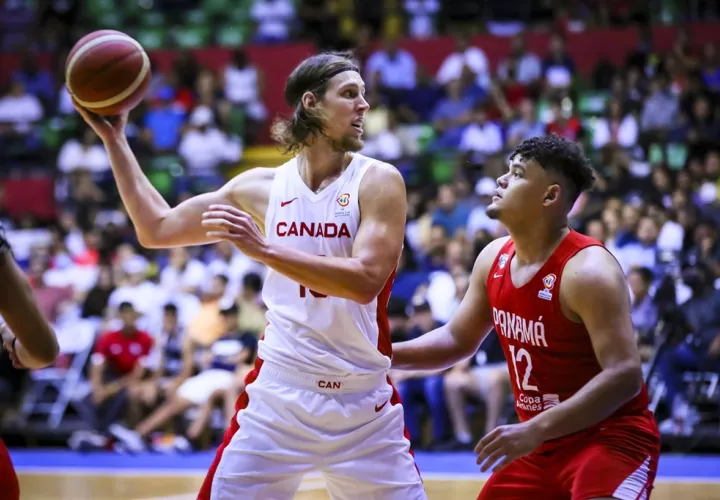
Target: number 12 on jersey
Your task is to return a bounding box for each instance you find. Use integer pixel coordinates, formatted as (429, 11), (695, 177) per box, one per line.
(508, 345), (538, 392)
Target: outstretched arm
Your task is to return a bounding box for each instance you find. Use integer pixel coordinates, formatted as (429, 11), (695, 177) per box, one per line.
(391, 238), (506, 371)
(0, 246), (59, 369)
(73, 101), (272, 248)
(530, 246), (644, 441)
(204, 163), (406, 304)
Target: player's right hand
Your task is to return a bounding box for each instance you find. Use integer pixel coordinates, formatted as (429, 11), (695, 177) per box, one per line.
(72, 97), (129, 143)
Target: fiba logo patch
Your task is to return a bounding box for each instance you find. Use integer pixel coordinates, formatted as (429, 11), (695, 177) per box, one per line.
(336, 193), (350, 207)
(498, 253), (509, 269)
(538, 273), (556, 301)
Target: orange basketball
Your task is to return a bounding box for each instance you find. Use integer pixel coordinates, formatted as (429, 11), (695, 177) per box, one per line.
(65, 30), (151, 116)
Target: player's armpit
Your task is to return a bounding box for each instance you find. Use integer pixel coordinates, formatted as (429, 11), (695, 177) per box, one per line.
(260, 162), (406, 304)
(530, 246), (644, 442)
(139, 167), (274, 248)
(391, 238), (506, 370)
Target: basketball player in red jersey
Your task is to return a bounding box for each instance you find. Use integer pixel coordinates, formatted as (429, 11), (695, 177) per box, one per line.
(393, 135), (661, 499)
(0, 229), (60, 500)
(73, 51), (426, 500)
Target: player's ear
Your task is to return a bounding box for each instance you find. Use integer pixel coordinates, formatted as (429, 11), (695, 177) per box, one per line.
(543, 184), (561, 206)
(301, 91), (318, 112)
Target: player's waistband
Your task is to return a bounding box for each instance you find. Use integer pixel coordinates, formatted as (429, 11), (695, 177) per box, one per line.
(257, 360), (388, 394)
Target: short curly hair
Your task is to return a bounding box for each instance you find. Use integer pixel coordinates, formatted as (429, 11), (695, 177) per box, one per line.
(510, 134), (595, 205)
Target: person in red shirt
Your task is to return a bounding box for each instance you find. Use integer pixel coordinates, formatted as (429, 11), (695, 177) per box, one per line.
(392, 135), (660, 500)
(69, 301), (153, 451)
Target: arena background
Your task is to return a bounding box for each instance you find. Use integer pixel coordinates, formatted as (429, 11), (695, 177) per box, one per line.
(1, 0), (720, 498)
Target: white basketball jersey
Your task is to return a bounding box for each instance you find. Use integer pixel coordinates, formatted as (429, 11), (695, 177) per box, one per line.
(260, 153), (394, 377)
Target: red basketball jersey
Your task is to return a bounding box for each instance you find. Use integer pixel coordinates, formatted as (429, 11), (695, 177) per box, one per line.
(486, 230), (656, 442)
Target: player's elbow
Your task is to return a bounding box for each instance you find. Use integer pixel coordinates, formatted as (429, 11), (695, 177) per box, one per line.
(613, 359), (644, 397)
(28, 337), (60, 368)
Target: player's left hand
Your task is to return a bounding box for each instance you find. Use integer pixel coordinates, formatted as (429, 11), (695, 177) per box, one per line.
(474, 421), (543, 473)
(202, 205), (269, 260)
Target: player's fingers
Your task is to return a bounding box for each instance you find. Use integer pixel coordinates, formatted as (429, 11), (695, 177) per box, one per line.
(206, 231), (241, 242)
(474, 427), (502, 454)
(208, 204), (247, 219)
(475, 437), (503, 465)
(479, 448), (506, 473)
(491, 455), (515, 473)
(201, 210), (246, 225)
(201, 218), (241, 232)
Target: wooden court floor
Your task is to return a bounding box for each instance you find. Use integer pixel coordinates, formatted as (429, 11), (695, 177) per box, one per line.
(17, 472), (720, 500)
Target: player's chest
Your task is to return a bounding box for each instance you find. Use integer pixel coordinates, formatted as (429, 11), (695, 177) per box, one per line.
(269, 193), (359, 254)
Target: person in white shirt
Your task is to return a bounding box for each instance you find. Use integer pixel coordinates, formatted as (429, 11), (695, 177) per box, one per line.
(436, 33), (491, 90)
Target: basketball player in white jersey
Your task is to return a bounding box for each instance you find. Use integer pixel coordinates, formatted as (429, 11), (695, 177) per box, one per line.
(73, 51), (426, 500)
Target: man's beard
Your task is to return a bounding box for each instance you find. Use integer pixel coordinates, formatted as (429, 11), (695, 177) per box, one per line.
(330, 134), (364, 152)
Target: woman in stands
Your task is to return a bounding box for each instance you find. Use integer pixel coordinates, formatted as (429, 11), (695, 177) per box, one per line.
(0, 227), (60, 500)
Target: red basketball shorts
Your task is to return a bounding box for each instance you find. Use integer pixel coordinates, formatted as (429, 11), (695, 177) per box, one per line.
(477, 417), (661, 500)
(0, 439), (19, 500)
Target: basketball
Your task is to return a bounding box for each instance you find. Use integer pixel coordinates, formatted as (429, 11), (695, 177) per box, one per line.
(65, 30), (151, 116)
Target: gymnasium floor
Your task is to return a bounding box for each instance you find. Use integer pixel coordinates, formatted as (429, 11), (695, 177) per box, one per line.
(12, 450), (720, 500)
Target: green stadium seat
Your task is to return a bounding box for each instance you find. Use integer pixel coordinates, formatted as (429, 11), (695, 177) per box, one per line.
(666, 143), (688, 170)
(135, 27), (168, 50)
(648, 143), (665, 165)
(576, 91), (609, 117)
(85, 0), (115, 17)
(140, 10), (167, 27)
(184, 9), (209, 24)
(147, 169), (175, 198)
(172, 25), (212, 48)
(216, 25), (247, 47)
(431, 154), (455, 184)
(96, 11), (124, 29)
(203, 0), (233, 15)
(229, 106), (246, 137)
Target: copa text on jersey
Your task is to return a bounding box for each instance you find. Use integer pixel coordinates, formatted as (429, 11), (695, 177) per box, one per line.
(516, 392), (560, 412)
(492, 307), (548, 348)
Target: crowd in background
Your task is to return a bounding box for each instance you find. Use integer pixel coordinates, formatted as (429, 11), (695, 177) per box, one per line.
(0, 1), (719, 453)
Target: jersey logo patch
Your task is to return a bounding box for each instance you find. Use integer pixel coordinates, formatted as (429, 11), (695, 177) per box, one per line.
(498, 253), (509, 269)
(281, 198), (298, 207)
(538, 273), (556, 301)
(336, 193), (350, 207)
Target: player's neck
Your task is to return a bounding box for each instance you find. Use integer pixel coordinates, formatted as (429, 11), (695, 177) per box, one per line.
(299, 142), (351, 190)
(508, 221), (570, 265)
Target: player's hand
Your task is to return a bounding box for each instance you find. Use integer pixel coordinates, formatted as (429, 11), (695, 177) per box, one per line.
(71, 97), (129, 143)
(202, 205), (269, 261)
(474, 421), (543, 473)
(0, 324), (26, 369)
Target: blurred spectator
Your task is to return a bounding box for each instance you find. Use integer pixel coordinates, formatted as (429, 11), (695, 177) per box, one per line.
(236, 272), (266, 336)
(57, 127), (110, 176)
(497, 33), (542, 87)
(640, 73), (679, 136)
(222, 49), (267, 140)
(11, 53), (55, 111)
(108, 303), (257, 452)
(404, 0), (440, 39)
(0, 80), (43, 138)
(159, 248), (207, 296)
(366, 37), (418, 94)
(592, 99), (639, 150)
(142, 87), (186, 154)
(436, 34), (491, 90)
(390, 299), (448, 448)
(542, 33), (576, 96)
(251, 0), (296, 44)
(69, 302), (153, 451)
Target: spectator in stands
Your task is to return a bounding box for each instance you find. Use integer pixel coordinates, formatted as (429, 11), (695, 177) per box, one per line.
(142, 87), (186, 154)
(236, 272), (266, 336)
(130, 303), (194, 416)
(641, 73), (679, 139)
(0, 80), (43, 140)
(390, 299), (447, 448)
(429, 79), (474, 149)
(69, 302), (154, 451)
(467, 177), (503, 241)
(616, 216), (660, 274)
(628, 266), (659, 340)
(656, 263), (720, 435)
(403, 0), (440, 39)
(107, 256), (162, 326)
(440, 333), (509, 450)
(365, 37), (418, 95)
(251, 0), (296, 43)
(545, 98), (584, 141)
(159, 247), (207, 296)
(542, 33), (576, 96)
(177, 106), (242, 194)
(222, 48), (267, 141)
(497, 32), (542, 87)
(592, 98), (639, 150)
(109, 304), (257, 453)
(506, 98), (545, 149)
(436, 33), (491, 90)
(458, 103), (504, 172)
(11, 52), (54, 112)
(701, 42), (720, 91)
(57, 127), (110, 177)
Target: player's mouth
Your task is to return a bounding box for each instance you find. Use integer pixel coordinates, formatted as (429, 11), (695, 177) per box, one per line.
(493, 190), (503, 201)
(351, 120), (364, 134)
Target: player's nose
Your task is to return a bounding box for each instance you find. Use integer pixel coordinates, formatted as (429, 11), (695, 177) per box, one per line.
(357, 94), (369, 111)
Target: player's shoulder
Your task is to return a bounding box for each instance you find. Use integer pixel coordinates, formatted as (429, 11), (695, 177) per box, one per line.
(471, 236), (511, 283)
(562, 245), (627, 295)
(358, 158), (406, 201)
